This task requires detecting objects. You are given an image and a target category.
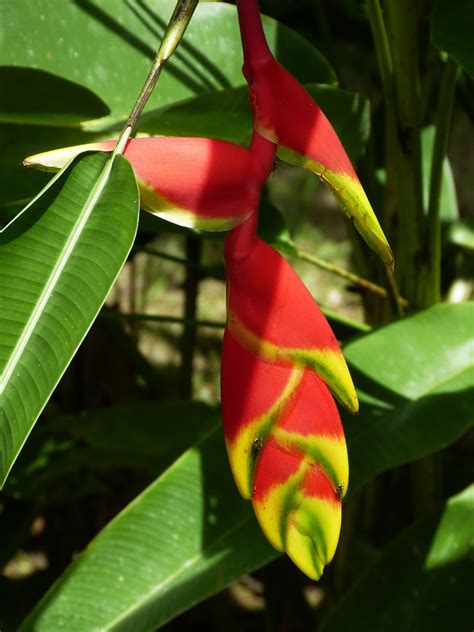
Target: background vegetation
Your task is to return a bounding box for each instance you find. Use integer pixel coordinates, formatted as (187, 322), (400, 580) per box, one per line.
(0, 0), (472, 630)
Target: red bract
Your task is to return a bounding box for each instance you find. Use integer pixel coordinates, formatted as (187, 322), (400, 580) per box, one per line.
(22, 3), (369, 580)
(222, 209), (354, 579)
(24, 136), (270, 231)
(236, 0), (393, 267)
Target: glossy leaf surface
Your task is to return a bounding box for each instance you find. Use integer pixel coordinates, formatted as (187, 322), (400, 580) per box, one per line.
(432, 0), (474, 76)
(0, 152), (139, 486)
(0, 0), (334, 122)
(344, 302), (474, 492)
(321, 486), (474, 631)
(20, 304), (474, 630)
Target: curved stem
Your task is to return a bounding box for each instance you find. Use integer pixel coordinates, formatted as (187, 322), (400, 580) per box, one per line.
(114, 0), (198, 156)
(277, 239), (407, 307)
(102, 307), (371, 334)
(102, 310), (226, 330)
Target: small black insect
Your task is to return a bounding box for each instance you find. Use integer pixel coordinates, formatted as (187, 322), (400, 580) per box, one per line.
(252, 436), (263, 453)
(336, 484), (344, 499)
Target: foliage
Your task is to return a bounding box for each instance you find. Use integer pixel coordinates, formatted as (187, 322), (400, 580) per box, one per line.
(0, 1), (472, 630)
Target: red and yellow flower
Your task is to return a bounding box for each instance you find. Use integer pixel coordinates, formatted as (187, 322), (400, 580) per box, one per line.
(236, 0), (393, 267)
(23, 0), (392, 580)
(222, 205), (354, 579)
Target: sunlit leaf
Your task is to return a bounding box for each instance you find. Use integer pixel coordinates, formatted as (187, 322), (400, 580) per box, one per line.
(0, 152), (139, 486)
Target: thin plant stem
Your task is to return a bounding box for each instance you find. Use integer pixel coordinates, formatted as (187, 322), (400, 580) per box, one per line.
(367, 0), (396, 121)
(136, 245), (224, 278)
(278, 239), (408, 307)
(102, 308), (371, 334)
(101, 310), (226, 330)
(113, 0), (198, 156)
(425, 56), (460, 306)
(384, 265), (405, 316)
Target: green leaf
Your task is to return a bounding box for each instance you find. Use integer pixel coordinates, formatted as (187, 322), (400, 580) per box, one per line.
(421, 125), (459, 222)
(63, 399), (219, 471)
(21, 304), (473, 630)
(0, 66), (110, 126)
(321, 486), (474, 631)
(0, 152), (139, 486)
(343, 303), (474, 493)
(0, 0), (335, 123)
(20, 427), (276, 632)
(432, 0), (474, 77)
(137, 84), (370, 162)
(5, 400), (219, 502)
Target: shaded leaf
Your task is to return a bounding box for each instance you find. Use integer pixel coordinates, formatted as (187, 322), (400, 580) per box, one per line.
(0, 66), (109, 126)
(5, 400), (219, 502)
(432, 0), (474, 76)
(64, 399), (219, 471)
(321, 486), (474, 631)
(20, 427), (275, 632)
(138, 84), (370, 162)
(0, 0), (334, 123)
(20, 305), (473, 630)
(421, 125), (459, 222)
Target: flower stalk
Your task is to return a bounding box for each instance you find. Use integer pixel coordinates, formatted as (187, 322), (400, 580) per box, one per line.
(114, 0), (198, 156)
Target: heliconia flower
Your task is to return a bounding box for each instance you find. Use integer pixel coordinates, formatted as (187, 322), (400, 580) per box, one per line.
(221, 207), (356, 579)
(24, 136), (271, 232)
(235, 0), (393, 267)
(224, 210), (358, 414)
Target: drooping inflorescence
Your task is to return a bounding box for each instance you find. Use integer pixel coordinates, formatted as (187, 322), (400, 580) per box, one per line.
(24, 0), (392, 579)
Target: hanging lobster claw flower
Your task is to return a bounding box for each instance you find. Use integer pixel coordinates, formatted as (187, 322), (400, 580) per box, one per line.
(224, 210), (358, 414)
(222, 212), (354, 579)
(24, 137), (267, 232)
(236, 0), (393, 267)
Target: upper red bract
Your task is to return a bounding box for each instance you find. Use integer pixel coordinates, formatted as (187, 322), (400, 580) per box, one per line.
(99, 137), (264, 219)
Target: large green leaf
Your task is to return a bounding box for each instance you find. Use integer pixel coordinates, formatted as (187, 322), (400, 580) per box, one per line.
(138, 84), (370, 162)
(321, 486), (474, 631)
(0, 152), (139, 486)
(19, 304), (473, 630)
(0, 66), (110, 126)
(343, 302), (474, 492)
(20, 427), (275, 632)
(432, 0), (474, 76)
(0, 0), (335, 124)
(5, 400), (219, 503)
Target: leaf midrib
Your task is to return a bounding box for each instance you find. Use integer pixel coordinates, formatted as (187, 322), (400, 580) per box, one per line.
(105, 512), (256, 631)
(0, 154), (114, 394)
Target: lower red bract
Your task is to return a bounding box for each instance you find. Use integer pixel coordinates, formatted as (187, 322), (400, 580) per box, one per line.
(221, 329), (290, 442)
(277, 371), (344, 439)
(302, 464), (339, 503)
(225, 238), (340, 352)
(252, 436), (303, 501)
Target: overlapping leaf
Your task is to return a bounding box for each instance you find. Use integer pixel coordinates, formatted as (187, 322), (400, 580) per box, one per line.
(0, 152), (139, 486)
(20, 303), (473, 631)
(321, 486), (474, 632)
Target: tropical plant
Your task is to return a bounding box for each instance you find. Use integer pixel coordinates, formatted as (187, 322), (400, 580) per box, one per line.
(0, 0), (472, 630)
